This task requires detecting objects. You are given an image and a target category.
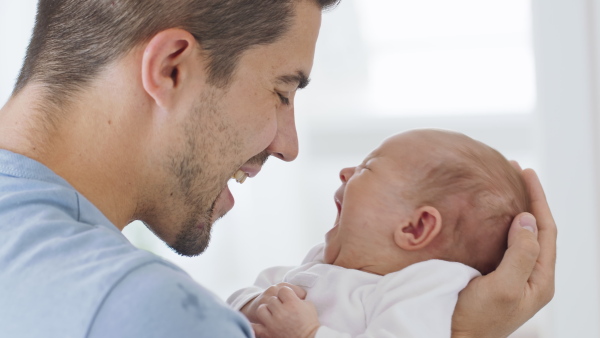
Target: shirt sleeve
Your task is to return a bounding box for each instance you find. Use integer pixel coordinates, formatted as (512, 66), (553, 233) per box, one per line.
(226, 264), (293, 310)
(314, 260), (481, 338)
(87, 262), (253, 338)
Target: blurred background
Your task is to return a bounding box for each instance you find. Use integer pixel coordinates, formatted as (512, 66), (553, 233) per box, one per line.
(0, 0), (596, 337)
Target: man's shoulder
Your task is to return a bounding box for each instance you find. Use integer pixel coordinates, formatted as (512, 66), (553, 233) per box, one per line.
(0, 214), (184, 336)
(88, 261), (252, 337)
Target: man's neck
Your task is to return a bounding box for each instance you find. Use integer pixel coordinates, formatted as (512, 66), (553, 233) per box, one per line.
(0, 84), (144, 230)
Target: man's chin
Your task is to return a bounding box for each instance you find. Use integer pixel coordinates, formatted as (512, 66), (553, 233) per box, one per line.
(169, 237), (210, 257)
(169, 221), (212, 257)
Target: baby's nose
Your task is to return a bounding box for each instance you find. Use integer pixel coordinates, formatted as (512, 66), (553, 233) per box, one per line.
(339, 167), (354, 183)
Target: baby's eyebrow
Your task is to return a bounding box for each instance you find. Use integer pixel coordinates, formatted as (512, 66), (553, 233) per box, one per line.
(276, 71), (310, 89)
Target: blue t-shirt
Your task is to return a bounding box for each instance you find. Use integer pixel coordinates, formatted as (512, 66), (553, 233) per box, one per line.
(0, 149), (253, 338)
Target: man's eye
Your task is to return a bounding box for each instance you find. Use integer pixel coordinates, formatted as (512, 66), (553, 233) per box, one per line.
(277, 92), (290, 105)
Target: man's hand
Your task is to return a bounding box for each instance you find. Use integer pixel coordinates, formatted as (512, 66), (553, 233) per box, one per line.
(451, 168), (557, 338)
(240, 283), (307, 324)
(252, 286), (320, 338)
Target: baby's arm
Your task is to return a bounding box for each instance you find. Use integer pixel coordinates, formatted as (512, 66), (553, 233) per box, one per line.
(228, 267), (318, 337)
(240, 282), (308, 324)
(227, 265), (300, 321)
(252, 286), (321, 338)
(228, 244), (327, 323)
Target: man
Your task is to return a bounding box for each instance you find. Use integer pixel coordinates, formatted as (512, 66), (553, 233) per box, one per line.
(0, 0), (556, 337)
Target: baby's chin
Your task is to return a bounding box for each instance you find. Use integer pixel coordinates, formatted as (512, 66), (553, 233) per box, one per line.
(322, 243), (336, 264)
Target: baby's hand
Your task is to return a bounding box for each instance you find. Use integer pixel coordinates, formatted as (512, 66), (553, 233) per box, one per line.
(240, 283), (307, 324)
(252, 286), (320, 338)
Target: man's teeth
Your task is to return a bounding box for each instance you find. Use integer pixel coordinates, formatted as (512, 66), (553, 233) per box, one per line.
(233, 169), (248, 184)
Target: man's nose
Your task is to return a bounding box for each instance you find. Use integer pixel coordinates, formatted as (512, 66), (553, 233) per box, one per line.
(265, 106), (299, 162)
(339, 167), (355, 183)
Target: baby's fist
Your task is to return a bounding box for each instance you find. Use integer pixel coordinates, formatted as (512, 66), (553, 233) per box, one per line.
(240, 283), (307, 323)
(253, 287), (320, 338)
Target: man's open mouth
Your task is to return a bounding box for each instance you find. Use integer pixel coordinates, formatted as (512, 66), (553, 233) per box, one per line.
(232, 169), (248, 184)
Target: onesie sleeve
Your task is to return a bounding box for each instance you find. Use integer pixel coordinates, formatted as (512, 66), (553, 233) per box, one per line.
(87, 262), (253, 338)
(315, 260), (480, 338)
(227, 243), (326, 311)
(227, 264), (296, 310)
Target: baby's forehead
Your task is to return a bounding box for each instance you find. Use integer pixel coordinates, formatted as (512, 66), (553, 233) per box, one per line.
(372, 130), (485, 179)
(377, 131), (456, 158)
(390, 129), (468, 145)
(382, 130), (479, 156)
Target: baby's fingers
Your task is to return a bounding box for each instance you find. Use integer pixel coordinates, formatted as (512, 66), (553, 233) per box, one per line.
(252, 322), (269, 338)
(256, 302), (275, 323)
(276, 282), (307, 299)
(277, 286), (302, 303)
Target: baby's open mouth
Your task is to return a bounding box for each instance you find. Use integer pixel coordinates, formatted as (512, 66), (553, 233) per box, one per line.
(335, 199), (342, 214)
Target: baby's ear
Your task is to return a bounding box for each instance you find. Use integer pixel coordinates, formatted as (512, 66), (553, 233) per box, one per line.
(394, 206), (442, 251)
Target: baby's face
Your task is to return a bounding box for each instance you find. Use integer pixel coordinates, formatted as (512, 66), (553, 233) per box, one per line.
(323, 131), (430, 272)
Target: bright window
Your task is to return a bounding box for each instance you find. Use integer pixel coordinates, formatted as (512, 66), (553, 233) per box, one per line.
(304, 0), (535, 117)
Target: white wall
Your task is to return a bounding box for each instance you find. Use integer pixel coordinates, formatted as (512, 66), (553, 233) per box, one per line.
(532, 0), (600, 337)
(0, 0), (37, 104)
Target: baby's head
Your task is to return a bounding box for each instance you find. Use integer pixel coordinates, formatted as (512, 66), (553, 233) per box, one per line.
(323, 129), (529, 275)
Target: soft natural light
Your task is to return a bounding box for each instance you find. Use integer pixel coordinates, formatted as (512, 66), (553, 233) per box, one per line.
(10, 1), (600, 337)
(355, 0), (530, 40)
(304, 0), (536, 116)
(367, 47), (535, 114)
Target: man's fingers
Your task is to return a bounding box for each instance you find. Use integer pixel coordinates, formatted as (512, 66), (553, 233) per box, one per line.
(494, 212), (540, 295)
(523, 169), (557, 269)
(510, 160), (523, 171)
(521, 168), (557, 301)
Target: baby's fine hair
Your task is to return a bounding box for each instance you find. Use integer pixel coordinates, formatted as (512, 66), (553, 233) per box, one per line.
(408, 130), (530, 275)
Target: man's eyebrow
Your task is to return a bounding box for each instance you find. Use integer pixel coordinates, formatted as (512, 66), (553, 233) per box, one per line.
(276, 71), (310, 89)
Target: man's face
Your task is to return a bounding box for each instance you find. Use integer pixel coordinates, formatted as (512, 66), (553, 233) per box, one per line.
(145, 1), (322, 256)
(323, 132), (427, 271)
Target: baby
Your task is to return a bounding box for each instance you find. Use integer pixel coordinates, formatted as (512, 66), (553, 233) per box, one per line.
(227, 129), (529, 338)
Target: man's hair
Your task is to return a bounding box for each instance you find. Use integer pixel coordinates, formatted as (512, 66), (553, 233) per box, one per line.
(14, 0), (339, 107)
(409, 131), (529, 275)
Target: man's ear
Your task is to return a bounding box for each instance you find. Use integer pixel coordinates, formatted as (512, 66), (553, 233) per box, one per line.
(394, 206), (442, 251)
(141, 28), (202, 109)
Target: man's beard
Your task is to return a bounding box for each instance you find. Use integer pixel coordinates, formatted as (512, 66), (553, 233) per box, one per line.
(169, 150), (270, 256)
(170, 195), (216, 257)
(165, 92), (228, 256)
